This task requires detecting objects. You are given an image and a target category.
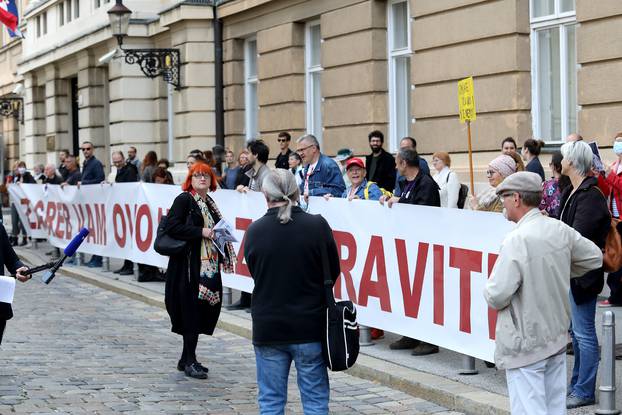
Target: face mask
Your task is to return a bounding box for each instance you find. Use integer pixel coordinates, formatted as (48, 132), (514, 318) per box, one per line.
(17, 167), (26, 175)
(614, 142), (622, 155)
(502, 208), (509, 220)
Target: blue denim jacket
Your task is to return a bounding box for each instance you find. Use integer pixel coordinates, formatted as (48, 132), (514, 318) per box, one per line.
(300, 154), (346, 197)
(341, 179), (383, 200)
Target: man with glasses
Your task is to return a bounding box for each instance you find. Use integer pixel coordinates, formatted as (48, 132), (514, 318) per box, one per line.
(295, 134), (345, 202)
(79, 141), (105, 268)
(485, 172), (602, 415)
(274, 132), (292, 170)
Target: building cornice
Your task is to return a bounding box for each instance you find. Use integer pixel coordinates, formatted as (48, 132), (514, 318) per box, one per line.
(217, 0), (275, 19)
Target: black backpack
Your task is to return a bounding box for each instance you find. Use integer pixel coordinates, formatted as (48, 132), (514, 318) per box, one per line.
(321, 246), (359, 371)
(446, 172), (469, 209)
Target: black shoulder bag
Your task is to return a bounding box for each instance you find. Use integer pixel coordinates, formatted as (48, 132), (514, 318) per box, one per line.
(320, 243), (359, 371)
(154, 210), (192, 256)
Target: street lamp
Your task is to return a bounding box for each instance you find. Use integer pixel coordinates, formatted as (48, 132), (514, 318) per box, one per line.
(0, 94), (23, 125)
(107, 0), (181, 90)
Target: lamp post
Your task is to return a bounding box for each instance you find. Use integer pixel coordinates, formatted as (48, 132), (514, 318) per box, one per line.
(0, 95), (23, 125)
(107, 0), (180, 162)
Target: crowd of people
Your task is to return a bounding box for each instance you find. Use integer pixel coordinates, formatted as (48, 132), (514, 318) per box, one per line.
(5, 128), (622, 412)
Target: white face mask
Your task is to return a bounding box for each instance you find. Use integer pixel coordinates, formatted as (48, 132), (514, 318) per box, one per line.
(17, 167), (26, 175)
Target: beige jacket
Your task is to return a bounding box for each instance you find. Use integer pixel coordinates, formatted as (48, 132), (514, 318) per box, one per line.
(484, 208), (602, 369)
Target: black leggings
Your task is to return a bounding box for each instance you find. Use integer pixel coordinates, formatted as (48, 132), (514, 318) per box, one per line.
(180, 333), (199, 365)
(0, 319), (6, 345)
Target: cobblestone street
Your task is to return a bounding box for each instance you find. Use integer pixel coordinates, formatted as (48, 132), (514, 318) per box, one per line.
(0, 275), (461, 414)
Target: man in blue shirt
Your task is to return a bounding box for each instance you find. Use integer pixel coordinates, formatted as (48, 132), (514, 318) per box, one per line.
(80, 141), (105, 268)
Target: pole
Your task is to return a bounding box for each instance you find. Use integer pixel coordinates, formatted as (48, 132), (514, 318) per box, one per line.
(595, 311), (620, 415)
(467, 120), (475, 196)
(167, 82), (174, 163)
(459, 354), (478, 375)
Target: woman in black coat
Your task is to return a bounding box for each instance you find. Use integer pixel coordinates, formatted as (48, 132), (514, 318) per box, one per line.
(0, 223), (30, 345)
(559, 140), (610, 408)
(164, 162), (236, 379)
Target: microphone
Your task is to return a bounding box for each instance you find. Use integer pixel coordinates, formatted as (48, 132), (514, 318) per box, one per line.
(41, 228), (90, 284)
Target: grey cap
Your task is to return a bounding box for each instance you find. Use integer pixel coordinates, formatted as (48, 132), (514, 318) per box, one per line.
(335, 148), (353, 161)
(495, 171), (543, 196)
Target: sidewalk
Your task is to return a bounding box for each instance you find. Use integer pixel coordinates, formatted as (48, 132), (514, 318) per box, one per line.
(14, 241), (622, 415)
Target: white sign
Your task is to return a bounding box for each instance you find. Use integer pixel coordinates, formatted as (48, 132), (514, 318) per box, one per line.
(9, 183), (514, 361)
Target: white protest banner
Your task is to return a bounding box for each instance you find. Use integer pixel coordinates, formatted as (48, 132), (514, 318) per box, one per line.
(9, 183), (514, 361)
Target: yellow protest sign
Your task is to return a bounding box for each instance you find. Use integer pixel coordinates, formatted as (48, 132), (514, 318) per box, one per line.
(458, 76), (476, 123)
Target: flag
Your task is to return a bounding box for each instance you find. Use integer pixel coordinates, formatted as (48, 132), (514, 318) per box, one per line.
(0, 0), (22, 38)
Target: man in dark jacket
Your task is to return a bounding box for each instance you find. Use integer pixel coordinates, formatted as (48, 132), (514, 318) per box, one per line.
(79, 141), (105, 185)
(42, 164), (63, 185)
(244, 169), (340, 415)
(274, 131), (292, 170)
(393, 137), (431, 197)
(58, 149), (70, 181)
(381, 147), (441, 356)
(61, 155), (82, 186)
(9, 161), (36, 246)
(111, 151), (138, 276)
(0, 223), (30, 345)
(79, 142), (105, 268)
(365, 130), (396, 192)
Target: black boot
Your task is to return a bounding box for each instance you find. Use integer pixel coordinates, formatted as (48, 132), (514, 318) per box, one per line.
(137, 264), (157, 282)
(9, 236), (17, 246)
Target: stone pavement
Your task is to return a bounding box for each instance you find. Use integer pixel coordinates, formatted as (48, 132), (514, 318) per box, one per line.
(9, 240), (622, 415)
(0, 259), (462, 415)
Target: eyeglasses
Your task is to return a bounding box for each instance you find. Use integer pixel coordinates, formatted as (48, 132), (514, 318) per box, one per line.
(500, 192), (515, 199)
(296, 144), (315, 154)
(80, 147), (92, 152)
(192, 173), (210, 179)
(277, 139), (288, 143)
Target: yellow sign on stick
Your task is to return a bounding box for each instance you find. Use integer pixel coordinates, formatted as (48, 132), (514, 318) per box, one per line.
(458, 76), (476, 123)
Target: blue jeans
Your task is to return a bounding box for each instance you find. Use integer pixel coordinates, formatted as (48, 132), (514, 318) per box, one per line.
(254, 342), (329, 415)
(569, 294), (599, 400)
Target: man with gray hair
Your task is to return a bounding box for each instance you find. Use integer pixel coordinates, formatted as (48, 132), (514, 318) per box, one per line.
(484, 171), (602, 415)
(42, 164), (62, 185)
(295, 134), (345, 201)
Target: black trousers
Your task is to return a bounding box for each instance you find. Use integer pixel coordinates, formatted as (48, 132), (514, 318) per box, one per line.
(0, 319), (6, 345)
(607, 268), (622, 304)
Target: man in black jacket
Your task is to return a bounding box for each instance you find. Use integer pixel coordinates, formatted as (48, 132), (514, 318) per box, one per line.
(274, 131), (292, 170)
(365, 130), (396, 192)
(61, 155), (82, 186)
(42, 164), (63, 185)
(381, 148), (441, 356)
(0, 223), (30, 345)
(58, 149), (70, 181)
(9, 161), (36, 246)
(111, 151), (138, 276)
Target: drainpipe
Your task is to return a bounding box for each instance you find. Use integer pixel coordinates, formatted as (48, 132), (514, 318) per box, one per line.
(213, 2), (224, 147)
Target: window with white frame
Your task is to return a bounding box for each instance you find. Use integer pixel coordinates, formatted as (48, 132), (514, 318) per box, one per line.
(244, 38), (259, 141)
(530, 0), (577, 142)
(305, 21), (323, 145)
(66, 0), (72, 23)
(74, 0), (80, 19)
(388, 0), (411, 151)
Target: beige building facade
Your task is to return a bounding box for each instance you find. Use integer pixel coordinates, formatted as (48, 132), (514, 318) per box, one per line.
(1, 0), (622, 179)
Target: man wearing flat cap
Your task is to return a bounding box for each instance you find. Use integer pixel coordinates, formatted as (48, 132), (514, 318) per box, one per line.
(484, 171), (603, 415)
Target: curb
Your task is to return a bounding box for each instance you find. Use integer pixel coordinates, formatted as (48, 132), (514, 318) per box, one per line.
(16, 248), (510, 415)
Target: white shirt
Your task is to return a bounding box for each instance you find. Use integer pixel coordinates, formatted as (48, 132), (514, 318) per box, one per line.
(433, 167), (460, 208)
(304, 160), (319, 195)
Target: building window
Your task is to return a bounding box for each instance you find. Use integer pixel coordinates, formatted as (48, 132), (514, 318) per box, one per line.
(36, 15), (41, 37)
(43, 12), (47, 34)
(530, 0), (577, 142)
(305, 21), (323, 145)
(66, 0), (72, 23)
(388, 0), (411, 151)
(74, 0), (80, 19)
(59, 3), (65, 26)
(244, 38), (258, 141)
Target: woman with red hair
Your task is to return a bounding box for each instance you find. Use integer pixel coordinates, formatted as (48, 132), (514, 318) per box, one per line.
(163, 162), (236, 379)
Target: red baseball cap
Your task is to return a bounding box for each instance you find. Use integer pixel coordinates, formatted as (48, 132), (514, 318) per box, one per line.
(346, 157), (365, 170)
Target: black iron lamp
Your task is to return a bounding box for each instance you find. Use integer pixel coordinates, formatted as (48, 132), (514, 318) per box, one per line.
(107, 0), (181, 90)
(0, 94), (23, 124)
